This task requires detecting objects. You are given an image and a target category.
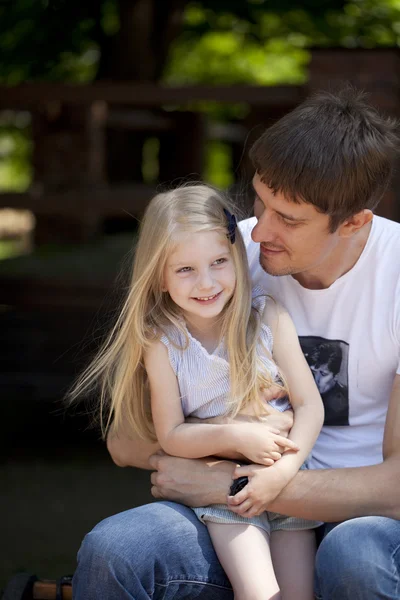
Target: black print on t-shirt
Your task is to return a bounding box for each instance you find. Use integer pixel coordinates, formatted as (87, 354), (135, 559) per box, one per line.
(299, 336), (349, 426)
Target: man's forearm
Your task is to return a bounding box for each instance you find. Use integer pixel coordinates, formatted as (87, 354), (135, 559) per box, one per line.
(107, 429), (161, 470)
(267, 457), (400, 522)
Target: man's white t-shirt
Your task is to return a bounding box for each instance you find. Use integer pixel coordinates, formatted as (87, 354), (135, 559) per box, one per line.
(239, 215), (400, 471)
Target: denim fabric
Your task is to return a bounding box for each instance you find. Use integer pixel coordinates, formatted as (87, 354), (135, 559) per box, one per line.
(315, 517), (400, 599)
(73, 503), (400, 599)
(73, 502), (233, 599)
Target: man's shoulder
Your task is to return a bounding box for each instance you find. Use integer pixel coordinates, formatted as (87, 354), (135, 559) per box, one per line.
(373, 215), (400, 243)
(238, 217), (261, 266)
(238, 217), (275, 290)
(369, 216), (400, 272)
(238, 216), (257, 243)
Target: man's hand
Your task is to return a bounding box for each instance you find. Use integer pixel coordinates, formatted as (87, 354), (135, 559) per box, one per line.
(149, 452), (235, 507)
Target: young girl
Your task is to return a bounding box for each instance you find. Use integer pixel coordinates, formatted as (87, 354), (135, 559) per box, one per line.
(71, 184), (324, 600)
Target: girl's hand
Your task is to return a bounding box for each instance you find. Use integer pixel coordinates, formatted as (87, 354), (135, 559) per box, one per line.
(227, 463), (288, 517)
(236, 423), (299, 466)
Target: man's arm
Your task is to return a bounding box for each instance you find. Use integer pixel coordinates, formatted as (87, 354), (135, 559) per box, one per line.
(107, 424), (160, 470)
(228, 374), (400, 522)
(107, 407), (293, 469)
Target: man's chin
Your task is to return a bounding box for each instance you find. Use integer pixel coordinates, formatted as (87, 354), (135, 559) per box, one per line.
(259, 255), (294, 277)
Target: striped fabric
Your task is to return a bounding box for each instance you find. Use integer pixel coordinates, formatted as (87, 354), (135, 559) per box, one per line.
(159, 287), (291, 418)
(192, 504), (320, 533)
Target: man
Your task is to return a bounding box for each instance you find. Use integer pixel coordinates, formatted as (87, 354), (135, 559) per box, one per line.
(73, 88), (400, 600)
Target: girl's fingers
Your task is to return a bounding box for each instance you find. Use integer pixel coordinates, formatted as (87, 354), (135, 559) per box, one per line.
(269, 451), (282, 461)
(229, 499), (254, 515)
(227, 486), (250, 505)
(274, 435), (299, 451)
(241, 506), (261, 518)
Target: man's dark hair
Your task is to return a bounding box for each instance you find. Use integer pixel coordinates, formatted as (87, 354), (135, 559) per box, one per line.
(250, 87), (400, 231)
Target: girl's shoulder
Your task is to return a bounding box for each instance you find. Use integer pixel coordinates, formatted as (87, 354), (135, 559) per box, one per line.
(251, 286), (288, 343)
(156, 320), (186, 347)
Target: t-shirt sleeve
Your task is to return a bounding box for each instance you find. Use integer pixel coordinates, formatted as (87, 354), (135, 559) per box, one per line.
(251, 288), (274, 353)
(395, 276), (400, 375)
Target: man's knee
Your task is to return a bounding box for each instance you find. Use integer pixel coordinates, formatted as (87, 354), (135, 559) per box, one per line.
(74, 502), (232, 599)
(77, 502), (202, 569)
(315, 517), (400, 600)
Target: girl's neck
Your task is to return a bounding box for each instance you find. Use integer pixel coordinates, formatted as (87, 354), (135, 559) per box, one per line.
(183, 314), (223, 353)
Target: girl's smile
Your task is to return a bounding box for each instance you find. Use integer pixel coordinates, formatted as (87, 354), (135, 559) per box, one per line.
(192, 291), (223, 304)
(163, 230), (236, 327)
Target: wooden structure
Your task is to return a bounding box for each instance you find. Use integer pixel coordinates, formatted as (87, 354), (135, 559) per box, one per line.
(1, 573), (72, 600)
(0, 83), (305, 244)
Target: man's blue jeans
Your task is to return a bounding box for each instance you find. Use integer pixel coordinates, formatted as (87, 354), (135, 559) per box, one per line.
(73, 502), (400, 599)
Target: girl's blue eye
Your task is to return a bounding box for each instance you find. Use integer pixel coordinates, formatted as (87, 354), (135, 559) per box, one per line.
(177, 266), (192, 273)
(213, 258), (227, 266)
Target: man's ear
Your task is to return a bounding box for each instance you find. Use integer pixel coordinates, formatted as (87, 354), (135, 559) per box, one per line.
(338, 209), (373, 238)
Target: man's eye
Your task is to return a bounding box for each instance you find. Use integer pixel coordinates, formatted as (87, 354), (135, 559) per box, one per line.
(282, 217), (298, 228)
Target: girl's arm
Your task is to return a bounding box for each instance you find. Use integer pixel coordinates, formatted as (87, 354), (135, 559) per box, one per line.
(263, 298), (324, 483)
(145, 340), (297, 462)
(146, 340), (235, 458)
(227, 300), (324, 517)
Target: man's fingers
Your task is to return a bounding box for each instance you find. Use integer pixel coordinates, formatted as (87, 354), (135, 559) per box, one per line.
(148, 454), (161, 470)
(151, 485), (161, 498)
(261, 385), (287, 402)
(233, 464), (262, 478)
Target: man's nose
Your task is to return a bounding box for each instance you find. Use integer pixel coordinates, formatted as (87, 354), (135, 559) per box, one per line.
(251, 210), (275, 243)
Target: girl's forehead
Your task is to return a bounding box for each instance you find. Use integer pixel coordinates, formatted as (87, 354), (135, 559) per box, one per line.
(168, 229), (230, 258)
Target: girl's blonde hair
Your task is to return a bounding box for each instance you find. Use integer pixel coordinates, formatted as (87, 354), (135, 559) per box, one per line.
(69, 184), (286, 441)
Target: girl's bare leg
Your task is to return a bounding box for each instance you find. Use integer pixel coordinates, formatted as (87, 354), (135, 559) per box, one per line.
(207, 522), (280, 600)
(270, 529), (316, 600)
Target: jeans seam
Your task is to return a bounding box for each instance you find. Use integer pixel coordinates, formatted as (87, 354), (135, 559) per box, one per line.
(154, 579), (232, 591)
(391, 541), (400, 599)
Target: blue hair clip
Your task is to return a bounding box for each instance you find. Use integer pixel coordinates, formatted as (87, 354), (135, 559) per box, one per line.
(223, 208), (237, 244)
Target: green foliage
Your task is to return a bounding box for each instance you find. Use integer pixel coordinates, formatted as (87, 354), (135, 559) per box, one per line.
(1, 0), (400, 192)
(0, 112), (32, 191)
(165, 31), (309, 86)
(204, 141), (234, 189)
(165, 4), (310, 87)
(0, 0), (117, 84)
